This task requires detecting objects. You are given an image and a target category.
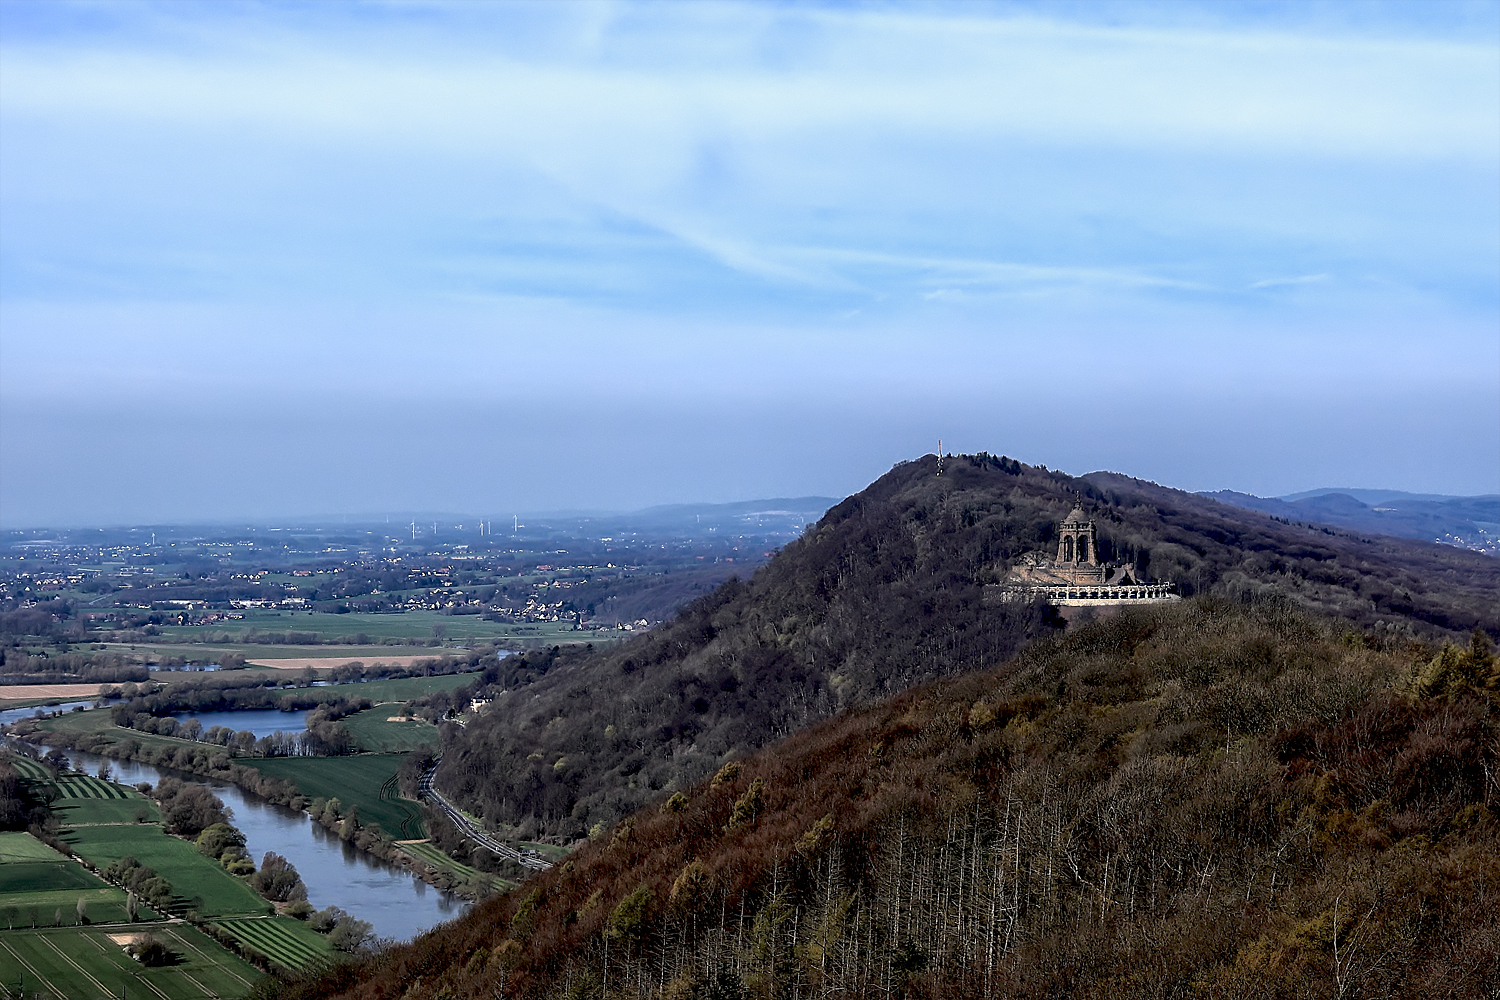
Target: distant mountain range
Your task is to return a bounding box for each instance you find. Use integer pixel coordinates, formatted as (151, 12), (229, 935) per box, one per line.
(1199, 487), (1499, 555)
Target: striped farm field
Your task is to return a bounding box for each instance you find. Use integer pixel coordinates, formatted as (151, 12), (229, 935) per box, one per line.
(0, 924), (262, 999)
(6, 757), (51, 781)
(53, 774), (131, 799)
(212, 916), (332, 970)
(397, 840), (514, 895)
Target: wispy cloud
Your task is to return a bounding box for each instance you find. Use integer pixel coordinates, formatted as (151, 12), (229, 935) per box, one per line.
(1251, 274), (1331, 290)
(1, 1), (1496, 522)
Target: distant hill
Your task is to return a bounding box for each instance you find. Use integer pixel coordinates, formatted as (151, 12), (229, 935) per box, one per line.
(1200, 487), (1499, 555)
(277, 454), (1500, 1000)
(283, 598), (1500, 1000)
(418, 456), (1498, 849)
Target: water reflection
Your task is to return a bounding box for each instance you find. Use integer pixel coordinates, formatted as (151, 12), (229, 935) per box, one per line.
(31, 745), (469, 943)
(0, 701), (99, 726)
(170, 708), (312, 738)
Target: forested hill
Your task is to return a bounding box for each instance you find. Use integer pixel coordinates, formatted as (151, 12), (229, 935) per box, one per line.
(280, 598), (1500, 1000)
(432, 455), (1499, 845)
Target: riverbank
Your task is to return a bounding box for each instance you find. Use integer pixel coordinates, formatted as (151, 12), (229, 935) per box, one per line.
(0, 754), (332, 994)
(8, 742), (476, 944)
(7, 706), (518, 904)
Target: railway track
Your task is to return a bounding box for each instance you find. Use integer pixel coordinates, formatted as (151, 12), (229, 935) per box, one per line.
(416, 760), (551, 872)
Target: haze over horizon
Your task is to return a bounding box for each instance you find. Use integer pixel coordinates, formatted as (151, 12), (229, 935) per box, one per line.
(3, 1), (1497, 528)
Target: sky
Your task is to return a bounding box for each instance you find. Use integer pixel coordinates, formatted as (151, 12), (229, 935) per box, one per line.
(1, 0), (1497, 527)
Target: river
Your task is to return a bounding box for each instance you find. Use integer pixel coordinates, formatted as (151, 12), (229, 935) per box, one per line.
(27, 744), (470, 943)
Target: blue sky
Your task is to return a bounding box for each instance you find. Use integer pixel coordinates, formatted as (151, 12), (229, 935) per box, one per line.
(1, 1), (1497, 526)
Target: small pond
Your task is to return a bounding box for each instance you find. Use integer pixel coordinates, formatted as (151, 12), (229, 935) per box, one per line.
(169, 708), (313, 738)
(0, 700), (100, 726)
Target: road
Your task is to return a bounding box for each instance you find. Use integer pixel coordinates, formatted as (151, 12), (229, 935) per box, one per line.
(417, 761), (552, 872)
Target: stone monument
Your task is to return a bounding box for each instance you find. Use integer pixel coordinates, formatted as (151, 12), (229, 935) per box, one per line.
(989, 506), (1178, 607)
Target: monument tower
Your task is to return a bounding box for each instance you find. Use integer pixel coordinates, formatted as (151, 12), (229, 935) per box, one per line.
(989, 505), (1178, 607)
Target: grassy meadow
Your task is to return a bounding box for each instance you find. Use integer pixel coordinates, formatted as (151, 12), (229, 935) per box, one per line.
(37, 708), (203, 756)
(342, 706), (441, 753)
(0, 832), (65, 863)
(332, 672), (479, 703)
(240, 754), (423, 839)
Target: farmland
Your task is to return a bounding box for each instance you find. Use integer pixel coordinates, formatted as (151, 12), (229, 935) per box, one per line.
(101, 640), (451, 664)
(210, 915), (331, 971)
(0, 923), (262, 999)
(0, 859), (100, 895)
(144, 608), (588, 645)
(62, 824), (270, 919)
(51, 791), (158, 826)
(0, 871), (156, 928)
(0, 831), (65, 863)
(330, 671), (480, 703)
(342, 706), (441, 752)
(45, 772), (160, 827)
(241, 754), (423, 839)
(0, 834), (160, 927)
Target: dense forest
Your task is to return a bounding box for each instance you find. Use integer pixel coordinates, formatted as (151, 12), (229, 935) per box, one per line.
(430, 455), (1500, 844)
(278, 596), (1499, 999)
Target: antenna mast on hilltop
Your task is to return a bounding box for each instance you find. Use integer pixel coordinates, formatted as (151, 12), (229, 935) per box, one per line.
(936, 439), (944, 476)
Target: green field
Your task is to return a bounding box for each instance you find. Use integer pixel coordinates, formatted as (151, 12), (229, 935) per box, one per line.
(517, 841), (570, 864)
(241, 755), (424, 839)
(396, 841), (513, 894)
(141, 608), (578, 644)
(118, 605), (585, 644)
(0, 833), (59, 863)
(0, 836), (160, 927)
(52, 792), (159, 827)
(210, 916), (331, 970)
(0, 861), (100, 895)
(106, 641), (453, 662)
(61, 826), (270, 919)
(53, 773), (130, 800)
(342, 706), (441, 752)
(332, 671), (479, 703)
(6, 757), (53, 782)
(0, 923), (262, 999)
(0, 884), (153, 926)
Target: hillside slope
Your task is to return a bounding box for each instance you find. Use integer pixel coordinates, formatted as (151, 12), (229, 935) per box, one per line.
(1199, 487), (1499, 553)
(278, 598), (1500, 1000)
(434, 455), (1500, 844)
